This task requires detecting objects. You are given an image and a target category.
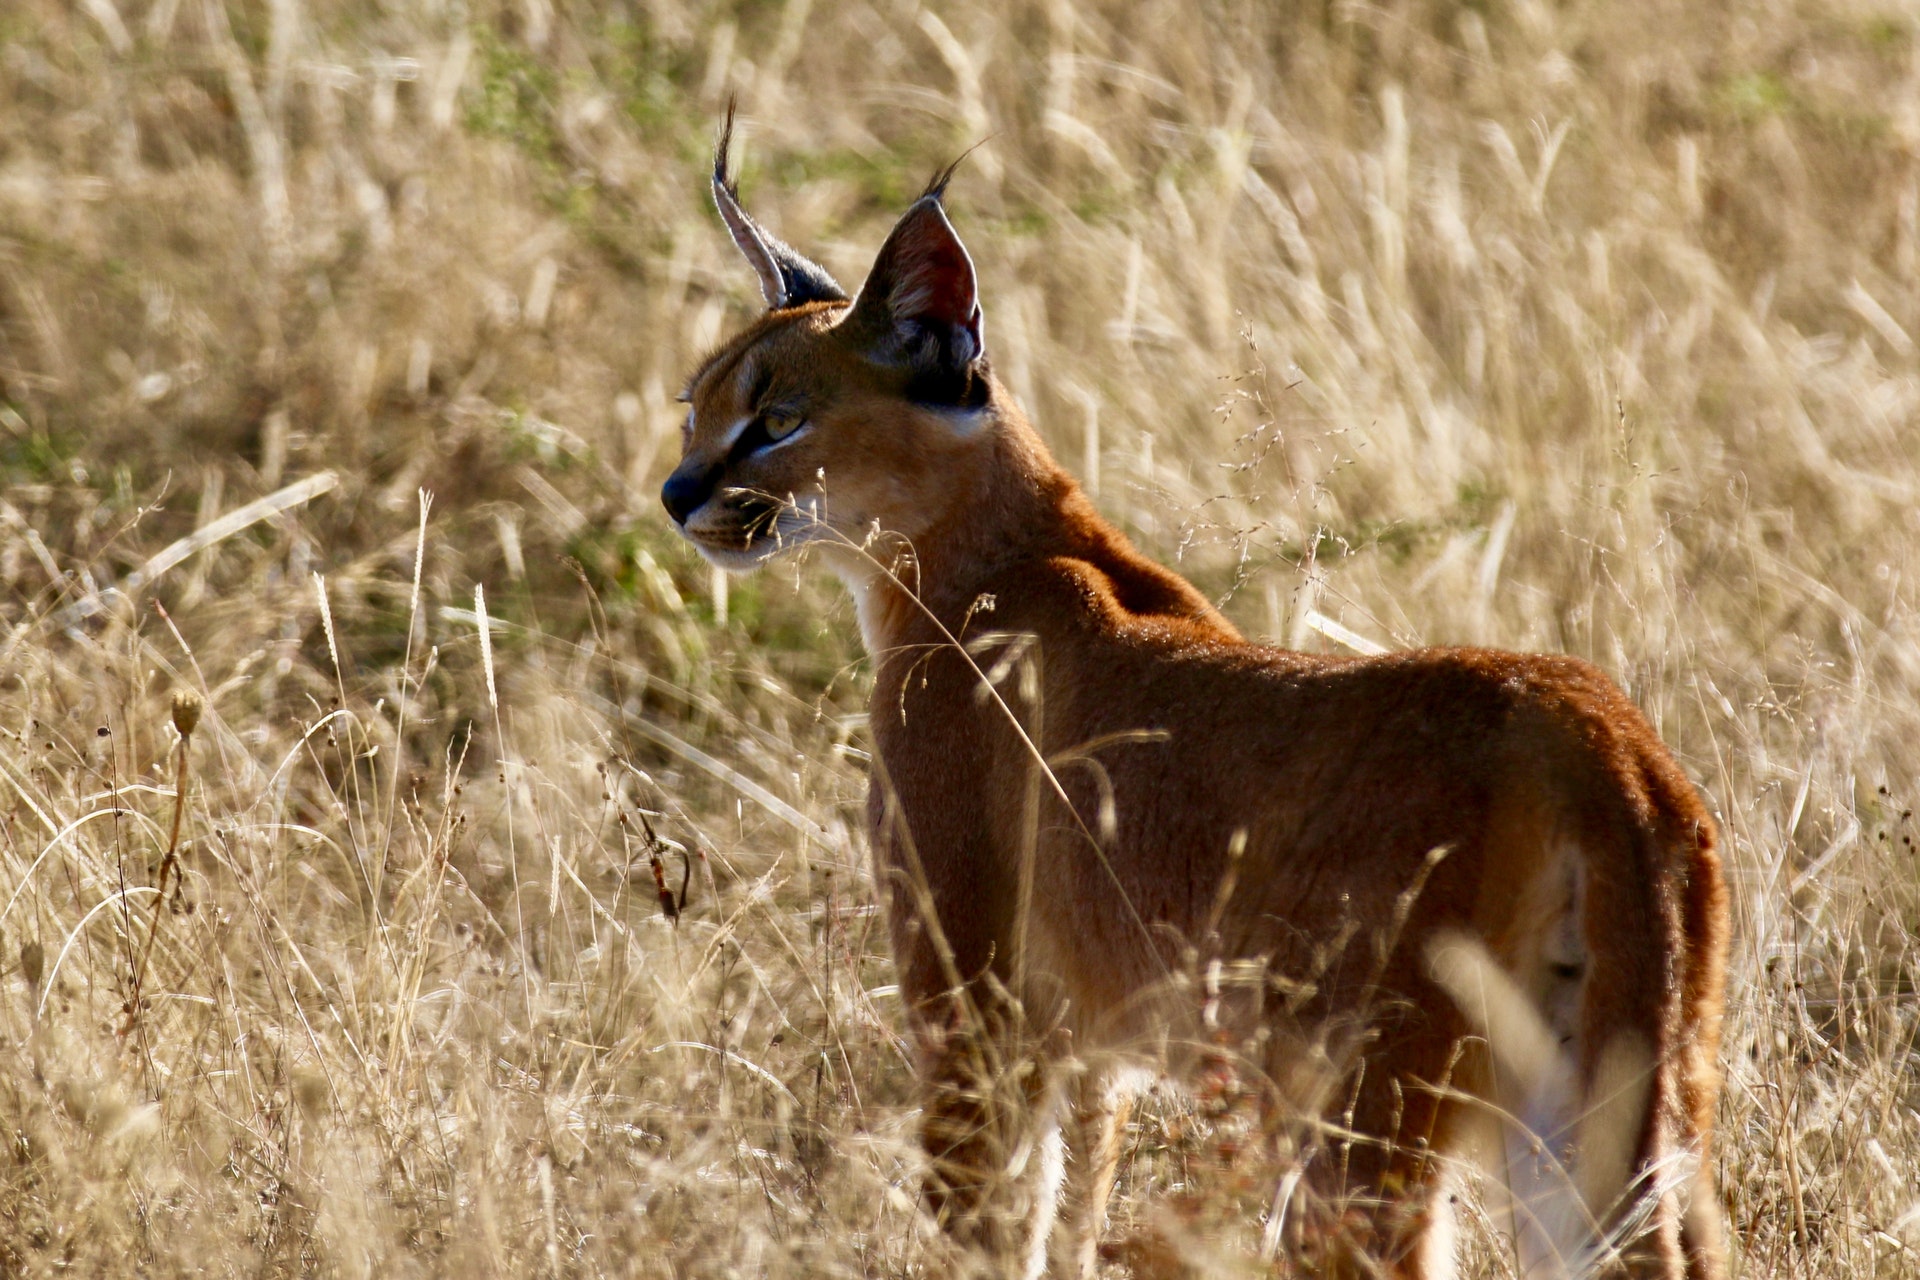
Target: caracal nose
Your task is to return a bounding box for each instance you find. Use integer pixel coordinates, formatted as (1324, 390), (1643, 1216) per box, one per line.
(661, 461), (720, 525)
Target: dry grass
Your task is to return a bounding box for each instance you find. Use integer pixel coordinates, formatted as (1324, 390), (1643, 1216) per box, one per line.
(3, 0), (1920, 1274)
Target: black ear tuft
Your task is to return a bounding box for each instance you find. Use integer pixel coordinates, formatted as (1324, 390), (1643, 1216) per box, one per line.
(711, 100), (848, 310)
(847, 194), (986, 405)
(921, 136), (990, 203)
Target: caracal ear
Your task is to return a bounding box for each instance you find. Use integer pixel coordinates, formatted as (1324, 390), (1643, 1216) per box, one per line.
(712, 100), (848, 310)
(846, 166), (986, 403)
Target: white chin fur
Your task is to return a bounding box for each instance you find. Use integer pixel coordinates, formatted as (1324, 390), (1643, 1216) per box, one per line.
(690, 540), (782, 572)
(686, 512), (833, 571)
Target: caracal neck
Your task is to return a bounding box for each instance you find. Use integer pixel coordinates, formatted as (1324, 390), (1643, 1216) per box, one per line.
(823, 391), (1239, 659)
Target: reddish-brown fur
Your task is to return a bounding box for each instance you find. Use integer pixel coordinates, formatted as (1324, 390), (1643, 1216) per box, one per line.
(666, 140), (1729, 1278)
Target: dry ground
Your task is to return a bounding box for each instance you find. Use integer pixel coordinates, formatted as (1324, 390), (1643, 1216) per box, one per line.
(3, 0), (1920, 1275)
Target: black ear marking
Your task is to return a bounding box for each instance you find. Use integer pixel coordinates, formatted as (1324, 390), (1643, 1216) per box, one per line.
(711, 99), (848, 310)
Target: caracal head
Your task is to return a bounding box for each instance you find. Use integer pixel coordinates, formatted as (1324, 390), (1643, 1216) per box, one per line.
(661, 108), (994, 576)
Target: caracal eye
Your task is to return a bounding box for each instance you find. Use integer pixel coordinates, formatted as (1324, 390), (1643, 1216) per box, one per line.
(764, 407), (806, 441)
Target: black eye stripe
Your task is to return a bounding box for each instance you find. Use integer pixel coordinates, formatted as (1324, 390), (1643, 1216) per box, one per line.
(726, 404), (813, 459)
(728, 416), (775, 462)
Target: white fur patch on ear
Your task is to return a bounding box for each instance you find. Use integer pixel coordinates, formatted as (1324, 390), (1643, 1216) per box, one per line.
(893, 316), (981, 367)
(949, 312), (982, 365)
(889, 270), (938, 325)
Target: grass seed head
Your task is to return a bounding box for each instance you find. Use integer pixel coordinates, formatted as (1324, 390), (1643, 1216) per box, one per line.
(19, 939), (42, 992)
(170, 690), (203, 738)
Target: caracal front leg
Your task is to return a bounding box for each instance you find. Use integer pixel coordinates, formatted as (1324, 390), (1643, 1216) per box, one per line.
(913, 990), (1072, 1276)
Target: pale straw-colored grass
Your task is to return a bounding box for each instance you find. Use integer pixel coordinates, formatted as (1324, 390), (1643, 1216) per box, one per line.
(3, 0), (1919, 1274)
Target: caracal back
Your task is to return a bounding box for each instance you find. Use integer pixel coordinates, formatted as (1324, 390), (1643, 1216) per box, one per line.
(662, 107), (1730, 1278)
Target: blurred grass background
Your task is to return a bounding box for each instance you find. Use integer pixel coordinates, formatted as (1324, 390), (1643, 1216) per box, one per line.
(3, 0), (1920, 1274)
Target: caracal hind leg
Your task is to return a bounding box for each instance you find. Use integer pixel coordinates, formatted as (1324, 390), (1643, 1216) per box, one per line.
(1678, 1133), (1725, 1280)
(1299, 1027), (1463, 1279)
(1047, 1068), (1134, 1279)
(1676, 819), (1730, 1280)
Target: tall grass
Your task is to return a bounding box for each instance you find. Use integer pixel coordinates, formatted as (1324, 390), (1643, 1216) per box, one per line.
(2, 0), (1919, 1273)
